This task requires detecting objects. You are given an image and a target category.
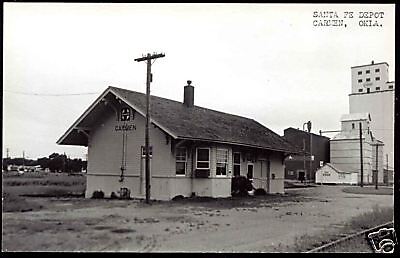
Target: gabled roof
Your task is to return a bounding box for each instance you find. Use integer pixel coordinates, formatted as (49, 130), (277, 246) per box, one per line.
(319, 163), (356, 174)
(323, 163), (343, 173)
(57, 86), (301, 154)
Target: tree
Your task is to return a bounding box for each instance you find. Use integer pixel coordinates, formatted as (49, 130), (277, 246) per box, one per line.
(2, 158), (11, 170)
(48, 153), (64, 172)
(3, 153), (85, 173)
(37, 157), (50, 169)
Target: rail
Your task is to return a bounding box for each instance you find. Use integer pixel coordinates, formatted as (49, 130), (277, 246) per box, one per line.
(305, 221), (394, 253)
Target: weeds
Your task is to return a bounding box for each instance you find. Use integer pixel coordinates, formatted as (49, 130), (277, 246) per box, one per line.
(3, 173), (86, 212)
(2, 192), (43, 212)
(346, 205), (393, 231)
(292, 205), (394, 252)
(342, 187), (393, 195)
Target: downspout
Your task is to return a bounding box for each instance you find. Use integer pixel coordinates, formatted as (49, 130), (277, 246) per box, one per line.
(190, 144), (195, 196)
(266, 152), (270, 193)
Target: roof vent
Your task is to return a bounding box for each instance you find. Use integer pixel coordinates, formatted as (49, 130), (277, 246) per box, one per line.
(183, 80), (194, 108)
(372, 60), (374, 64)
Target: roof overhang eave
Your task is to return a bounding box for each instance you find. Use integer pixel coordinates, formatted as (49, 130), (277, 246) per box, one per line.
(57, 87), (179, 146)
(176, 136), (301, 154)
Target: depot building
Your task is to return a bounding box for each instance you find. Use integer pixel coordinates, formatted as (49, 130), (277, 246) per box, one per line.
(57, 81), (301, 200)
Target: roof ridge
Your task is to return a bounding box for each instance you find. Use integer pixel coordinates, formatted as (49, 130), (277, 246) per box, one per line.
(284, 127), (330, 139)
(110, 85), (258, 122)
(94, 85), (300, 154)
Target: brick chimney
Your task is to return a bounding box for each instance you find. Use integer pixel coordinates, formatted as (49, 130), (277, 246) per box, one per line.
(183, 80), (194, 107)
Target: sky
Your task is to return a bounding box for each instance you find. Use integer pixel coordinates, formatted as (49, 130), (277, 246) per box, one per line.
(3, 3), (395, 160)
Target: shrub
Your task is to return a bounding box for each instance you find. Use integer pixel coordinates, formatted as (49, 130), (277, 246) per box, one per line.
(119, 187), (131, 199)
(172, 195), (185, 201)
(231, 176), (253, 196)
(110, 192), (118, 199)
(92, 190), (105, 199)
(254, 188), (267, 196)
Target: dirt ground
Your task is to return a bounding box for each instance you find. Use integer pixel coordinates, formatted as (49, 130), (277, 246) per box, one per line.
(2, 185), (393, 252)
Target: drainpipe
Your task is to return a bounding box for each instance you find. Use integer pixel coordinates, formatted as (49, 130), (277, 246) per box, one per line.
(190, 146), (193, 193)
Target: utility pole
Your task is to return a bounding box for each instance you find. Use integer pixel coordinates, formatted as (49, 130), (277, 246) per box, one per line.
(22, 151), (25, 167)
(359, 122), (363, 187)
(303, 138), (306, 183)
(309, 133), (312, 183)
(386, 154), (389, 186)
(303, 121), (312, 183)
(134, 52), (165, 204)
(375, 144), (378, 190)
(63, 152), (66, 172)
(308, 121), (312, 183)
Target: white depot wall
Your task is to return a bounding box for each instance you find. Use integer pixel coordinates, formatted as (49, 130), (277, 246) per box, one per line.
(349, 91), (394, 168)
(86, 105), (176, 198)
(85, 106), (286, 199)
(193, 178), (212, 197)
(169, 177), (193, 198)
(87, 110), (129, 176)
(85, 175), (141, 198)
(269, 152), (284, 193)
(211, 178), (231, 197)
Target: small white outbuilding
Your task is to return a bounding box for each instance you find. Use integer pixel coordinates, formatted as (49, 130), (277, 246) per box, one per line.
(315, 163), (358, 185)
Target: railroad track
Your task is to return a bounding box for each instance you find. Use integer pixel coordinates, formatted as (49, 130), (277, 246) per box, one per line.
(305, 221), (395, 253)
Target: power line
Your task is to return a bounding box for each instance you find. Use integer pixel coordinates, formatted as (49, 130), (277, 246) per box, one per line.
(4, 90), (100, 96)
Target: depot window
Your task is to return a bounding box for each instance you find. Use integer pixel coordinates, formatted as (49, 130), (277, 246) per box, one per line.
(366, 78), (371, 82)
(375, 68), (380, 73)
(196, 148), (210, 169)
(389, 85), (393, 89)
(366, 70), (370, 74)
(375, 77), (380, 81)
(216, 148), (228, 176)
(376, 87), (380, 91)
(233, 152), (241, 176)
(358, 79), (362, 83)
(358, 71), (362, 75)
(176, 148), (187, 176)
(358, 89), (363, 92)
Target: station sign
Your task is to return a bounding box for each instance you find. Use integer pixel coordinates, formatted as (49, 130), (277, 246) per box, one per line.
(115, 124), (137, 131)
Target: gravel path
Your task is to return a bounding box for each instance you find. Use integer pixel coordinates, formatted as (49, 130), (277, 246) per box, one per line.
(2, 185), (393, 252)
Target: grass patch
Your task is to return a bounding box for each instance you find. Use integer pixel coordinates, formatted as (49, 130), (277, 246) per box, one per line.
(342, 186), (393, 195)
(2, 173), (86, 212)
(292, 205), (394, 252)
(284, 181), (317, 188)
(346, 205), (393, 230)
(162, 192), (316, 210)
(2, 192), (43, 212)
(4, 174), (85, 187)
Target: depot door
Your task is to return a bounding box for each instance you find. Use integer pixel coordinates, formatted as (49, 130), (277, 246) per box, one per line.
(247, 163), (254, 180)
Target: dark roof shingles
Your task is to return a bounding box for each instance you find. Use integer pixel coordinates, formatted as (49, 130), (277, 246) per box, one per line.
(111, 86), (299, 153)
